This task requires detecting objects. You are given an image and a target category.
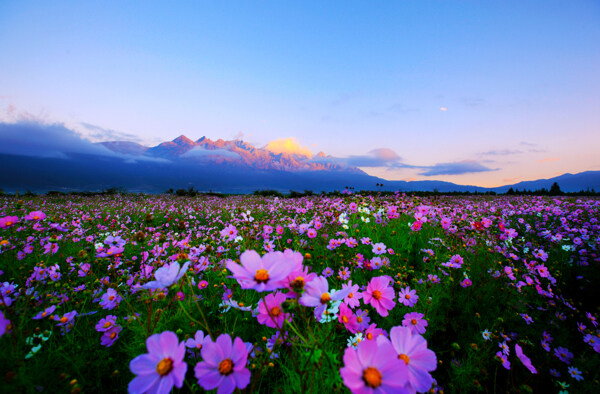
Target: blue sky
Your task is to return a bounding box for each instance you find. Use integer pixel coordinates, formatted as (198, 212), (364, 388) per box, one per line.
(1, 1), (599, 186)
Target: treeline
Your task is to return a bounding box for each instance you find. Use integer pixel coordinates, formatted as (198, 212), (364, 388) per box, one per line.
(1, 182), (599, 198)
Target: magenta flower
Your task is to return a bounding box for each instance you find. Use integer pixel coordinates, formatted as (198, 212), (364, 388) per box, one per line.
(257, 291), (290, 329)
(364, 323), (387, 341)
(460, 278), (472, 288)
(128, 331), (187, 394)
(299, 276), (351, 319)
(363, 276), (396, 317)
(398, 287), (418, 307)
(338, 303), (360, 333)
(378, 326), (437, 393)
(515, 344), (537, 374)
(25, 211), (46, 221)
(340, 336), (409, 393)
(194, 334), (251, 394)
(101, 325), (122, 347)
(0, 216), (18, 228)
(496, 351), (511, 370)
(402, 312), (428, 335)
(226, 250), (297, 292)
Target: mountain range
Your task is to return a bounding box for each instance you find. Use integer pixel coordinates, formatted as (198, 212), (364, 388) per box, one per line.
(1, 131), (599, 194)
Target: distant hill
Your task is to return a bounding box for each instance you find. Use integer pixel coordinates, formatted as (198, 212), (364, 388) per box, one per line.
(1, 128), (598, 194)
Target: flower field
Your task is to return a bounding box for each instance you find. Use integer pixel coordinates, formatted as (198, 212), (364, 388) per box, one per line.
(1, 193), (599, 393)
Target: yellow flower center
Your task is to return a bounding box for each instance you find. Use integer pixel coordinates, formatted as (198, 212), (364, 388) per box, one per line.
(357, 316), (363, 323)
(6, 221), (13, 226)
(104, 321), (112, 328)
(110, 331), (117, 339)
(60, 316), (68, 323)
(405, 294), (411, 299)
(366, 333), (373, 340)
(109, 295), (115, 301)
(33, 216), (39, 220)
(372, 290), (382, 300)
(399, 354), (410, 365)
(320, 293), (331, 304)
(348, 292), (354, 298)
(255, 269), (269, 283)
(411, 319), (417, 325)
(362, 367), (382, 388)
(156, 358), (173, 376)
(218, 359), (234, 375)
(270, 306), (281, 317)
(42, 312), (47, 317)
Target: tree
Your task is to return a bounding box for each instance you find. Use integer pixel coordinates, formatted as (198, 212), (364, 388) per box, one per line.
(549, 182), (562, 195)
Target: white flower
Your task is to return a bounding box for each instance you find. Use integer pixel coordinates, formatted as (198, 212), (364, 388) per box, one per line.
(143, 261), (191, 289)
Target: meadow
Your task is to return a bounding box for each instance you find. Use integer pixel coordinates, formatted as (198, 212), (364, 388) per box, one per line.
(1, 192), (599, 393)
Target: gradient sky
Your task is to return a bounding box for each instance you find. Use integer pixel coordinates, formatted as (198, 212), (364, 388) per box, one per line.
(1, 1), (599, 187)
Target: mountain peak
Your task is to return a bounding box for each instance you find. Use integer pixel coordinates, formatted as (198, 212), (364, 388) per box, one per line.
(173, 135), (195, 145)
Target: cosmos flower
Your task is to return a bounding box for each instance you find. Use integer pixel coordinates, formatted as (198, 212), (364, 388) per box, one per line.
(100, 288), (122, 310)
(342, 281), (362, 309)
(515, 344), (537, 374)
(128, 331), (187, 394)
(0, 216), (19, 228)
(226, 250), (297, 292)
(185, 330), (210, 351)
(95, 315), (118, 332)
(101, 325), (122, 347)
(24, 211), (46, 221)
(398, 287), (418, 307)
(402, 312), (428, 335)
(338, 303), (360, 334)
(363, 276), (396, 317)
(340, 337), (409, 393)
(33, 305), (56, 320)
(0, 310), (10, 337)
(299, 276), (351, 319)
(257, 291), (291, 329)
(143, 261), (191, 290)
(378, 326), (437, 393)
(194, 334), (251, 394)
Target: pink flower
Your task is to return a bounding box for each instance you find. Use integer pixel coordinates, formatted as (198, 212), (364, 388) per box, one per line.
(257, 291), (291, 329)
(128, 331), (187, 394)
(378, 326), (437, 393)
(342, 280), (362, 308)
(0, 310), (10, 337)
(515, 344), (537, 374)
(460, 278), (472, 288)
(364, 323), (387, 341)
(307, 228), (317, 239)
(372, 242), (387, 255)
(194, 334), (251, 394)
(363, 276), (396, 317)
(398, 287), (418, 307)
(25, 211), (46, 221)
(340, 336), (410, 393)
(220, 225), (238, 242)
(95, 315), (117, 332)
(0, 216), (19, 228)
(338, 303), (360, 333)
(226, 250), (298, 292)
(402, 312), (428, 335)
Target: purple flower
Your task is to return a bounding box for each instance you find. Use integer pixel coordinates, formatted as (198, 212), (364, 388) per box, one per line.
(340, 336), (409, 393)
(402, 312), (428, 335)
(496, 351), (511, 370)
(515, 344), (537, 374)
(568, 366), (583, 381)
(0, 310), (11, 337)
(554, 346), (574, 364)
(143, 261), (191, 290)
(226, 250), (297, 292)
(299, 276), (351, 319)
(378, 326), (437, 393)
(101, 325), (122, 347)
(128, 331), (187, 394)
(185, 330), (210, 350)
(33, 305), (56, 320)
(194, 333), (251, 394)
(95, 315), (118, 332)
(100, 288), (122, 310)
(54, 310), (78, 327)
(398, 287), (418, 307)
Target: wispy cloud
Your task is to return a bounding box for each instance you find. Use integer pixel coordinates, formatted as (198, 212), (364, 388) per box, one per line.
(346, 148), (407, 168)
(419, 160), (496, 176)
(537, 157), (561, 163)
(480, 149), (522, 156)
(182, 146), (241, 160)
(80, 122), (144, 143)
